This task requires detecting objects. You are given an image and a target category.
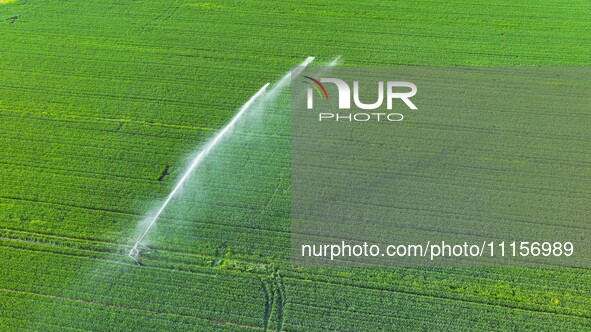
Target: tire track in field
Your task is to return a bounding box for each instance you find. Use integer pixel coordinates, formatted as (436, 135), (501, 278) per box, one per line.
(139, 0), (185, 35)
(259, 277), (274, 331)
(259, 272), (287, 332)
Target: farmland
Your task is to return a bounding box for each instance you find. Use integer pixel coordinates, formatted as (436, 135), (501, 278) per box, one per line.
(1, 0), (591, 331)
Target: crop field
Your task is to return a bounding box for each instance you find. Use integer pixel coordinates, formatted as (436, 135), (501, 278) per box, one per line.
(1, 0), (591, 331)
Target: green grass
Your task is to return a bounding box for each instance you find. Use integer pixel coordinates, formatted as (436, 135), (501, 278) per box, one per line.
(1, 0), (590, 331)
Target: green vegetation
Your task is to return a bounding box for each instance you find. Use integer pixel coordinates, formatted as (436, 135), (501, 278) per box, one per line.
(1, 0), (590, 331)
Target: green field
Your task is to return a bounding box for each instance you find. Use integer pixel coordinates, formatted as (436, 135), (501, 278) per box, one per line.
(1, 0), (591, 331)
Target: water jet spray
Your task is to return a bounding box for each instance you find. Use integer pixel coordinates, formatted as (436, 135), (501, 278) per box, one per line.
(128, 56), (319, 263)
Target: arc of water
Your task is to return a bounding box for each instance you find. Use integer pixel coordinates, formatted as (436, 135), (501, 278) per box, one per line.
(129, 83), (269, 259)
(129, 56), (318, 261)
